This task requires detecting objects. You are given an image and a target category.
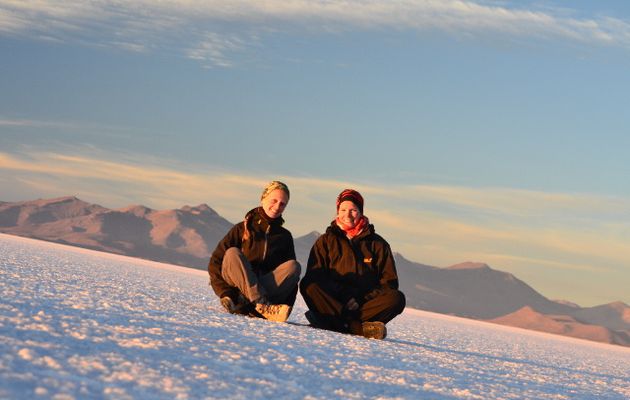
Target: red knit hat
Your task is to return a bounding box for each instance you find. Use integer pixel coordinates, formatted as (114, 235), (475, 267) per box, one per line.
(336, 189), (364, 213)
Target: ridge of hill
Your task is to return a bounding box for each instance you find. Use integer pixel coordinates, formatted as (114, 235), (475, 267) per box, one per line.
(488, 306), (630, 346)
(0, 196), (232, 269)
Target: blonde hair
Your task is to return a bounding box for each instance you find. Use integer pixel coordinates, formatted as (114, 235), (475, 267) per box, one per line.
(260, 180), (290, 201)
(242, 181), (290, 242)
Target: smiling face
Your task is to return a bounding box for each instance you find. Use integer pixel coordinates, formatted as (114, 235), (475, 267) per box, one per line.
(337, 200), (362, 229)
(261, 189), (289, 219)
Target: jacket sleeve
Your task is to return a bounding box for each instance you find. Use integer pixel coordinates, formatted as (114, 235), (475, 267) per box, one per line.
(208, 223), (242, 299)
(280, 229), (297, 263)
(287, 233), (296, 261)
(304, 236), (326, 279)
(364, 239), (399, 301)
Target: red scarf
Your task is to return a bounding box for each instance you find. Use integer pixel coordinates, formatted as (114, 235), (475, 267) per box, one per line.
(336, 215), (369, 239)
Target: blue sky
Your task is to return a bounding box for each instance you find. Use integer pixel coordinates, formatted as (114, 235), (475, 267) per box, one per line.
(1, 1), (629, 306)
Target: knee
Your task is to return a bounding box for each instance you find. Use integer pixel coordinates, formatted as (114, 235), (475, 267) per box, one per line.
(221, 247), (246, 275)
(287, 260), (301, 279)
(375, 289), (405, 315)
(285, 261), (301, 289)
(224, 247), (242, 259)
(393, 290), (406, 314)
(223, 247), (242, 264)
(276, 260), (301, 288)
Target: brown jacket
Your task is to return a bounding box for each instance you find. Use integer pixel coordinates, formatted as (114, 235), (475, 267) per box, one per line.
(208, 207), (296, 299)
(304, 220), (400, 304)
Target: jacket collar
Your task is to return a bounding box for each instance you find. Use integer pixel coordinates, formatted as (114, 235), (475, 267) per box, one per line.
(245, 207), (284, 230)
(327, 219), (373, 240)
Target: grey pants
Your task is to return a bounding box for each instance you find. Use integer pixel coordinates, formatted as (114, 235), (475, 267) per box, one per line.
(221, 247), (301, 304)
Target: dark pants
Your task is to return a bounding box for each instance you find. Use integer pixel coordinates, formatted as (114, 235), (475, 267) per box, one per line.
(300, 278), (405, 334)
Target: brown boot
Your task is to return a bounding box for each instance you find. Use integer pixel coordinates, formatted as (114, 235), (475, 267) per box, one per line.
(221, 293), (252, 315)
(362, 321), (387, 339)
(254, 302), (292, 322)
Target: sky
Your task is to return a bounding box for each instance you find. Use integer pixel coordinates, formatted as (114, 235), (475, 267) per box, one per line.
(1, 0), (629, 307)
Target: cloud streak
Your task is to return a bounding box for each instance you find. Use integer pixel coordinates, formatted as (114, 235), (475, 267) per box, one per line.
(1, 1), (630, 67)
(2, 148), (629, 264)
(0, 118), (78, 128)
(187, 32), (251, 68)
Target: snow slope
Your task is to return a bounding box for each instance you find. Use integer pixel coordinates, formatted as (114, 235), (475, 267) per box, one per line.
(1, 234), (628, 400)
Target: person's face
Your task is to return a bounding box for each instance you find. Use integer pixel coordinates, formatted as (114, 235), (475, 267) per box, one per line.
(261, 189), (289, 219)
(337, 200), (362, 229)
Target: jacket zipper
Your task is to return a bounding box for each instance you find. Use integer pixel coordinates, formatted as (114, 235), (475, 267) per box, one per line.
(262, 225), (270, 262)
(347, 236), (361, 274)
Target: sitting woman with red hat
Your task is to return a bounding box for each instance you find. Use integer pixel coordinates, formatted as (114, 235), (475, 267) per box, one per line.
(300, 189), (406, 339)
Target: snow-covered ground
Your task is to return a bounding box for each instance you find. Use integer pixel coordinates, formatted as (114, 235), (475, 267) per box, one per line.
(1, 234), (629, 400)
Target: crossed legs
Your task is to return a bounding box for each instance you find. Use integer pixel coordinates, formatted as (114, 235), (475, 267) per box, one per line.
(300, 278), (406, 335)
(221, 247), (301, 306)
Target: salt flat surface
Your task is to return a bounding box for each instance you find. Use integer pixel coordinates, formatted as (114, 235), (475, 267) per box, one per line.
(1, 233), (628, 399)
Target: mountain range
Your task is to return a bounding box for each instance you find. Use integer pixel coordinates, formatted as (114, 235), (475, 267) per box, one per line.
(1, 196), (628, 346)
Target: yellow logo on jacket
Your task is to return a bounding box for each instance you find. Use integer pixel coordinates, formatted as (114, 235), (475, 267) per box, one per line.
(363, 257), (372, 263)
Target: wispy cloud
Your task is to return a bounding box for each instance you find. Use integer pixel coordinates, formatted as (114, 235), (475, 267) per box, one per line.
(0, 115), (138, 135)
(371, 184), (630, 221)
(0, 118), (77, 128)
(1, 1), (630, 67)
(187, 32), (250, 68)
(0, 150), (269, 220)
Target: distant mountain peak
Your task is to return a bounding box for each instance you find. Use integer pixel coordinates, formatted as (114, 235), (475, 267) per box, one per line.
(0, 196), (107, 226)
(447, 262), (490, 270)
(301, 231), (320, 239)
(553, 299), (581, 308)
(119, 205), (153, 217)
(180, 204), (218, 216)
(36, 195), (84, 206)
(52, 195), (81, 202)
(393, 252), (413, 262)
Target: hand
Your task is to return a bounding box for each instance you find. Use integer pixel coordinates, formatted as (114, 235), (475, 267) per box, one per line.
(345, 297), (359, 311)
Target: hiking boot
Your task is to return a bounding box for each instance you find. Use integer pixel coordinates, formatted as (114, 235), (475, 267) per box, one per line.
(221, 294), (251, 315)
(221, 296), (236, 313)
(362, 321), (387, 339)
(255, 302), (292, 322)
